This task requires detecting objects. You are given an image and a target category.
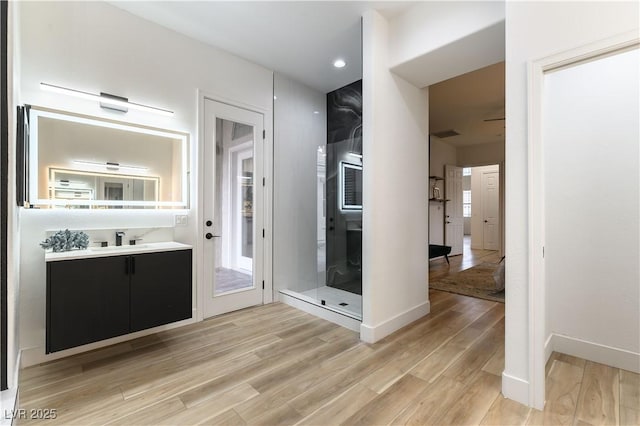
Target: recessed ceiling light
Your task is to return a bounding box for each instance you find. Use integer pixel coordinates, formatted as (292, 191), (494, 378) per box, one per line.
(333, 59), (346, 68)
(313, 111), (319, 114)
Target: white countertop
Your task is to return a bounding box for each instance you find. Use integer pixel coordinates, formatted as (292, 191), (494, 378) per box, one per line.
(45, 241), (192, 262)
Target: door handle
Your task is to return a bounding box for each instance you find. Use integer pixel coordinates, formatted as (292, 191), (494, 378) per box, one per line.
(484, 220), (488, 223)
(205, 233), (221, 239)
(446, 221), (451, 224)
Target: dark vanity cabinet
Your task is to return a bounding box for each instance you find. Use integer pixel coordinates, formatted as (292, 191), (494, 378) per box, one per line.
(47, 249), (192, 353)
(47, 256), (130, 353)
(129, 250), (192, 332)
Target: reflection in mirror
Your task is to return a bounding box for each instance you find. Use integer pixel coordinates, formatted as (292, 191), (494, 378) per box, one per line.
(213, 118), (255, 295)
(49, 168), (159, 209)
(29, 108), (188, 208)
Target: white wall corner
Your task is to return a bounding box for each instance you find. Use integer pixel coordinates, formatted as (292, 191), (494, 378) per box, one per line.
(544, 333), (554, 364)
(360, 301), (430, 344)
(501, 371), (530, 408)
(552, 333), (640, 374)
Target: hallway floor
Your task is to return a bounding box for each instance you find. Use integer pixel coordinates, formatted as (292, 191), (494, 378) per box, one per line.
(17, 294), (636, 425)
(429, 235), (502, 283)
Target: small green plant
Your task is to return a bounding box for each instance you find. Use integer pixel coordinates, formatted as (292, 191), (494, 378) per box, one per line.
(40, 229), (90, 252)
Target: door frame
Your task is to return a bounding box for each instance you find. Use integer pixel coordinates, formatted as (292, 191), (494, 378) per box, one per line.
(527, 30), (639, 410)
(197, 91), (273, 322)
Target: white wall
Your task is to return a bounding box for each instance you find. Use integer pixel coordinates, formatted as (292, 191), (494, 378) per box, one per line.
(504, 0), (640, 405)
(457, 141), (504, 167)
(429, 136), (456, 245)
(273, 73), (326, 295)
(544, 48), (639, 369)
(388, 2), (505, 88)
(18, 1), (273, 366)
(361, 10), (429, 343)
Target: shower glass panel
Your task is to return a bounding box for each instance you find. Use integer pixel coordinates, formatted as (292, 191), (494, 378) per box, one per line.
(273, 73), (362, 321)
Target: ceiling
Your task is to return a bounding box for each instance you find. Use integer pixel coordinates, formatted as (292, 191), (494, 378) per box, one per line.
(110, 1), (414, 94)
(429, 61), (505, 147)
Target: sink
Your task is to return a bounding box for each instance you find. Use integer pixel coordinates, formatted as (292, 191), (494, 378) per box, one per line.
(90, 244), (148, 251)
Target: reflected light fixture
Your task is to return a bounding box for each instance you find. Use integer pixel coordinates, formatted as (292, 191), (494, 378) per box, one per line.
(333, 59), (346, 68)
(73, 160), (149, 173)
(40, 83), (174, 117)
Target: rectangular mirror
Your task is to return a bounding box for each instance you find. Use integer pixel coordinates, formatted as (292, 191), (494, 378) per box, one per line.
(340, 161), (362, 211)
(27, 107), (188, 208)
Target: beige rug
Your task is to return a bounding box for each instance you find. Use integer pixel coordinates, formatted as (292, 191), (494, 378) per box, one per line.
(430, 262), (504, 303)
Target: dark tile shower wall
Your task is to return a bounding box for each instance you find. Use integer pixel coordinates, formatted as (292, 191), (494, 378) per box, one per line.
(326, 80), (362, 295)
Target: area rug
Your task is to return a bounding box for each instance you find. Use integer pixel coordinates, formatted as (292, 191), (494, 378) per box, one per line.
(430, 262), (504, 303)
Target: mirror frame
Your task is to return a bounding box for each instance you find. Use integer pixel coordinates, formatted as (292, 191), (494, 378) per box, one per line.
(27, 106), (189, 208)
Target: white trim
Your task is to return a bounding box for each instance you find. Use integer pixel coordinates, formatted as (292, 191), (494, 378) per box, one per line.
(360, 301), (430, 344)
(548, 334), (640, 374)
(502, 372), (529, 406)
(527, 30), (640, 411)
(279, 291), (361, 332)
(544, 333), (554, 364)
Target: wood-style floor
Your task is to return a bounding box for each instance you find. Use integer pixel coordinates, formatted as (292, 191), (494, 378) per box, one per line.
(18, 241), (638, 425)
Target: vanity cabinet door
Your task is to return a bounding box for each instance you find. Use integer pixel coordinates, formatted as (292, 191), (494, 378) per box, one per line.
(47, 256), (130, 353)
(130, 250), (192, 332)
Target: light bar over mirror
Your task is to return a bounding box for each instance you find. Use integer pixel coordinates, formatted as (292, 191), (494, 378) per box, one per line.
(40, 83), (174, 117)
(26, 107), (189, 209)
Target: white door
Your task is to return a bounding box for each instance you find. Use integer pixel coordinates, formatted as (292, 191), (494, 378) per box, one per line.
(482, 171), (500, 250)
(445, 165), (464, 256)
(203, 99), (264, 318)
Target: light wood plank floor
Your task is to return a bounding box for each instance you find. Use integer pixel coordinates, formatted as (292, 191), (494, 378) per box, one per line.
(18, 293), (638, 425)
(429, 235), (503, 283)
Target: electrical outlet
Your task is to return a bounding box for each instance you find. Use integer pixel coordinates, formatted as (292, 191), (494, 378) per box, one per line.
(175, 214), (188, 226)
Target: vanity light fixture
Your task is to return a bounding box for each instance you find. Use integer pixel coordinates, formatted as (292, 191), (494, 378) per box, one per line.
(40, 83), (174, 117)
(73, 160), (149, 173)
(333, 59), (346, 68)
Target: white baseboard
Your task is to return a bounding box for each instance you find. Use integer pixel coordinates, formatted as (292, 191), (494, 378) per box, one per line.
(544, 333), (554, 364)
(502, 371), (529, 407)
(279, 291), (361, 332)
(550, 333), (640, 373)
(360, 301), (430, 344)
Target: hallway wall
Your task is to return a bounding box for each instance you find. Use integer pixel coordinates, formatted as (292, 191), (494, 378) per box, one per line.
(361, 10), (429, 343)
(504, 0), (640, 405)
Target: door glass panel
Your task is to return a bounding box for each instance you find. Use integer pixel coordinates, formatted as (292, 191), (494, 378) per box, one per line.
(214, 118), (254, 295)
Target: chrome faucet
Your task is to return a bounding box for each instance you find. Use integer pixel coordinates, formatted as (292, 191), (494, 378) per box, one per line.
(115, 231), (125, 246)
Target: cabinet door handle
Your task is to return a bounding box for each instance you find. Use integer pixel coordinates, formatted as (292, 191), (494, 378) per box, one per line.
(131, 257), (136, 275)
(125, 257), (130, 275)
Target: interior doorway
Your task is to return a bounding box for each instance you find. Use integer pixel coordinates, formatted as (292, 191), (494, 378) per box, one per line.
(466, 165), (500, 252)
(202, 99), (265, 318)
